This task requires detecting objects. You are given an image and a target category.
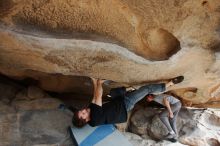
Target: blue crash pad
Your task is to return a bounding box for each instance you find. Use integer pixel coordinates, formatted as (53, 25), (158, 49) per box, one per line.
(69, 124), (133, 146)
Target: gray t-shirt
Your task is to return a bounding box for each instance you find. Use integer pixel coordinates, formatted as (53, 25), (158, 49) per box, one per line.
(153, 94), (179, 106)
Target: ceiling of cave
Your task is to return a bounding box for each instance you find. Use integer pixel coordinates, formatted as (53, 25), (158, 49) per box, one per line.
(0, 0), (220, 107)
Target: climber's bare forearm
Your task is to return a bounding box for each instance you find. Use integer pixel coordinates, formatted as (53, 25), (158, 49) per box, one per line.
(91, 78), (98, 103)
(94, 80), (104, 106)
(92, 79), (105, 106)
(163, 98), (172, 115)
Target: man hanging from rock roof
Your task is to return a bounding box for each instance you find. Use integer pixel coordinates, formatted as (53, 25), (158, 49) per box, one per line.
(72, 76), (184, 140)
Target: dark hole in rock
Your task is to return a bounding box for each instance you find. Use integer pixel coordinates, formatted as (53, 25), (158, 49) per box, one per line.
(202, 1), (208, 6)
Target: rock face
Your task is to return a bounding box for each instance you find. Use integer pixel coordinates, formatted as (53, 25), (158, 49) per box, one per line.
(0, 1), (220, 145)
(0, 0), (220, 107)
(0, 0), (182, 60)
(130, 105), (220, 146)
(0, 78), (73, 146)
(123, 132), (187, 146)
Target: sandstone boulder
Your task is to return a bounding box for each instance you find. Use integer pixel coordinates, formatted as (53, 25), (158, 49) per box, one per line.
(27, 85), (48, 99)
(123, 132), (187, 146)
(0, 0), (220, 107)
(130, 106), (220, 146)
(0, 99), (73, 146)
(12, 98), (63, 111)
(0, 76), (23, 104)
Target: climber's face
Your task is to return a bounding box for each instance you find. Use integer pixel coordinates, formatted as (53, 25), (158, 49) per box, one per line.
(78, 108), (90, 121)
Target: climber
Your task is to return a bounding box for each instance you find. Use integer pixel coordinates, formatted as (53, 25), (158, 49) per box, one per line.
(72, 76), (184, 129)
(146, 93), (182, 141)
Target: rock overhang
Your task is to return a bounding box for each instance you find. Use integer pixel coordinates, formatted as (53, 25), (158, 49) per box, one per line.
(0, 0), (220, 107)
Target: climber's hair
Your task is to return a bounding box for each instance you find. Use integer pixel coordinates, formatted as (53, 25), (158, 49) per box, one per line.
(72, 109), (87, 128)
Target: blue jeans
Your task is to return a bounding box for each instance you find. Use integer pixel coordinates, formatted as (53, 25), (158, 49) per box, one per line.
(124, 83), (165, 111)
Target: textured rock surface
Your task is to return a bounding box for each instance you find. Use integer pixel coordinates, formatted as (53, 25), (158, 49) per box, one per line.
(0, 0), (220, 107)
(123, 132), (187, 146)
(130, 105), (220, 146)
(0, 80), (73, 146)
(1, 1), (220, 145)
(0, 107), (73, 146)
